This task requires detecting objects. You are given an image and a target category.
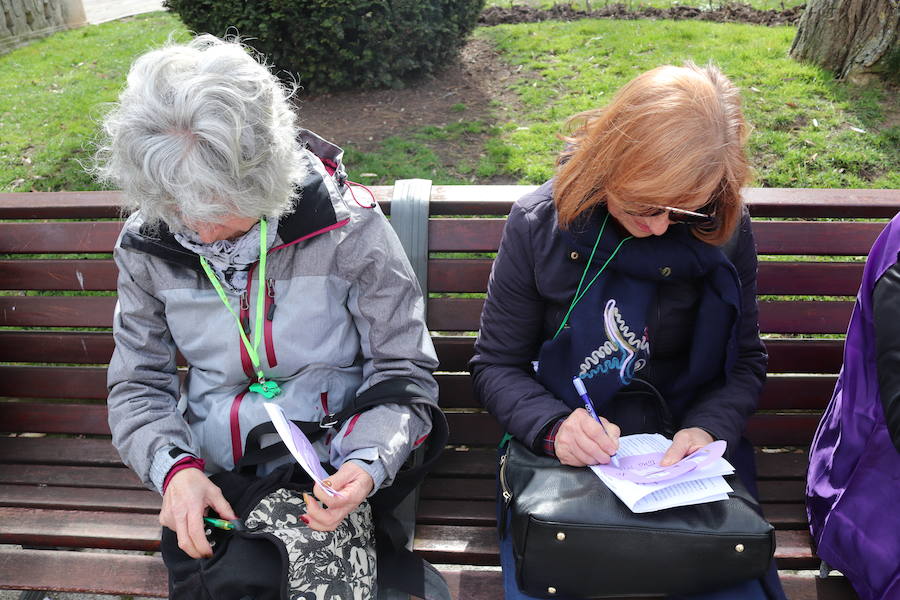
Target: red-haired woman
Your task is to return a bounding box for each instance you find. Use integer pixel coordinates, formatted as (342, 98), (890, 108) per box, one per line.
(470, 63), (787, 599)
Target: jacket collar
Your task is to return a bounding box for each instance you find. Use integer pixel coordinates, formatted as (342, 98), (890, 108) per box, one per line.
(121, 132), (350, 269)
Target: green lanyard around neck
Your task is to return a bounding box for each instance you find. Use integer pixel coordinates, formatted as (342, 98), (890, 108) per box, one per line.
(552, 212), (632, 340)
(198, 217), (281, 399)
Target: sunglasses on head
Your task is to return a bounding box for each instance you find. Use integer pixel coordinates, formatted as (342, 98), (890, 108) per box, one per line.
(622, 202), (715, 225)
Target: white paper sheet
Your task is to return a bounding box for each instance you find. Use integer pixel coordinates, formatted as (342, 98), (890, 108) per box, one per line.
(263, 402), (342, 497)
(589, 433), (734, 513)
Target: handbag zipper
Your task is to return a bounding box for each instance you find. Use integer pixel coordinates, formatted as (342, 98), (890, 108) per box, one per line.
(499, 452), (512, 503)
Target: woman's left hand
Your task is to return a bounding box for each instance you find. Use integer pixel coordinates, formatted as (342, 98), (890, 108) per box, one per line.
(303, 461), (375, 531)
(659, 427), (715, 466)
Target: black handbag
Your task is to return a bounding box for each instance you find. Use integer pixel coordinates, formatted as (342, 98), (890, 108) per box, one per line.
(499, 383), (776, 599)
(162, 380), (453, 600)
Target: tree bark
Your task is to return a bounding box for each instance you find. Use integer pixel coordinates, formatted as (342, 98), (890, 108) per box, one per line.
(790, 0), (900, 83)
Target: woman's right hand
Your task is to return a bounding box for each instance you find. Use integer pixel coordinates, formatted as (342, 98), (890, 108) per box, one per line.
(554, 408), (621, 467)
(159, 468), (236, 559)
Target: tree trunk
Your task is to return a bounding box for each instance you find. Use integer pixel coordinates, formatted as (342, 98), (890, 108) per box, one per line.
(790, 0), (900, 83)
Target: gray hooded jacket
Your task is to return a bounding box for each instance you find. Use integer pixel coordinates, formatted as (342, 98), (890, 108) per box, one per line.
(107, 131), (439, 493)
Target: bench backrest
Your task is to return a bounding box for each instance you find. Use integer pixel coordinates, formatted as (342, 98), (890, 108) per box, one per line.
(2, 187), (899, 452)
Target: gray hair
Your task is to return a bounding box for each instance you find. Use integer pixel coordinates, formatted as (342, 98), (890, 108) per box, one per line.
(92, 34), (306, 229)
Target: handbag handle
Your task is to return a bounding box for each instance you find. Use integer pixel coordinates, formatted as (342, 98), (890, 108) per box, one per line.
(617, 377), (676, 438)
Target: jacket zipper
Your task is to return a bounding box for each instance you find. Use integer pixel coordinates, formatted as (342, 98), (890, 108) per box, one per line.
(229, 217), (351, 467)
(238, 289), (254, 379)
(264, 278), (277, 367)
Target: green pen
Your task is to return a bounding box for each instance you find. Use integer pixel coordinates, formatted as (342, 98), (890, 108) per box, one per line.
(203, 517), (235, 531)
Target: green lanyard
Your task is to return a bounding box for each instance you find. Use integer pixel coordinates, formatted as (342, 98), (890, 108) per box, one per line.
(199, 218), (281, 399)
(552, 213), (632, 340)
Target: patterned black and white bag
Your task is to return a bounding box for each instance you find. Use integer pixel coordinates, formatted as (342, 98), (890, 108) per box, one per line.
(162, 381), (452, 600)
(162, 463), (377, 600)
(247, 487), (376, 600)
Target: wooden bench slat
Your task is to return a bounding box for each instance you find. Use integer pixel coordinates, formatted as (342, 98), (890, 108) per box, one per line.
(436, 372), (837, 410)
(430, 447), (809, 481)
(426, 297), (855, 333)
(3, 187), (895, 219)
(753, 221), (886, 256)
(0, 331), (115, 363)
(0, 361), (843, 408)
(765, 339), (844, 374)
(0, 401), (110, 435)
(0, 367), (110, 401)
(442, 411), (822, 448)
(0, 483), (160, 513)
(0, 437), (120, 466)
(757, 301), (854, 334)
(0, 507), (160, 551)
(0, 332), (805, 379)
(0, 438), (807, 483)
(0, 481), (808, 532)
(0, 548), (510, 600)
(0, 259), (119, 291)
(427, 186), (900, 218)
(428, 258), (493, 293)
(0, 286), (856, 333)
(0, 464), (143, 489)
(429, 219), (505, 252)
(427, 259), (865, 296)
(0, 437), (809, 481)
(0, 548), (168, 597)
(0, 191), (124, 218)
(0, 296), (116, 327)
(423, 219), (886, 255)
(4, 509), (813, 568)
(422, 474), (806, 504)
(756, 262), (863, 296)
(0, 547), (840, 600)
(415, 499), (808, 530)
(0, 222), (123, 254)
(0, 257), (867, 296)
(0, 399), (826, 448)
(435, 336), (845, 374)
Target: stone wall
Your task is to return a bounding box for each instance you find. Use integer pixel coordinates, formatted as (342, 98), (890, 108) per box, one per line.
(0, 0), (87, 54)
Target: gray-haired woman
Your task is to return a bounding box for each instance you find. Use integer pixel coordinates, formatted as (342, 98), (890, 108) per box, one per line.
(96, 34), (442, 599)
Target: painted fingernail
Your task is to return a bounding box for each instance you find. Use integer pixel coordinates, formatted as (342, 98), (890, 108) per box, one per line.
(322, 479), (333, 488)
(302, 493), (311, 504)
(300, 515), (310, 525)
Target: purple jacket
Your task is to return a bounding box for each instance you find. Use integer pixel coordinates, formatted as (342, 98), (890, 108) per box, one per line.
(807, 212), (900, 600)
(470, 182), (766, 454)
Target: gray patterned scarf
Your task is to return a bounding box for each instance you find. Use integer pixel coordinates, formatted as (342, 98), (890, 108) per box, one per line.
(175, 221), (279, 293)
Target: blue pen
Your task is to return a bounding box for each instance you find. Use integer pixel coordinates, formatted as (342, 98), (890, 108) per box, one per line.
(572, 377), (620, 468)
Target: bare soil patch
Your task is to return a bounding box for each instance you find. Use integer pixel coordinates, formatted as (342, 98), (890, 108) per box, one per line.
(479, 3), (804, 27)
(294, 38), (523, 161)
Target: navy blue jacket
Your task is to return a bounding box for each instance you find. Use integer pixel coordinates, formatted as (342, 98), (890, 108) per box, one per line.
(469, 181), (767, 454)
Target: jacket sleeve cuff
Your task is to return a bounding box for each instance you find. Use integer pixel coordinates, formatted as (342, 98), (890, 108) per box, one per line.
(150, 446), (196, 494)
(162, 456), (206, 494)
(535, 418), (566, 457)
(345, 453), (388, 495)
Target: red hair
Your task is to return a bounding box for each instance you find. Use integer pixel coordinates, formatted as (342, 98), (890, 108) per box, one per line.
(555, 62), (751, 245)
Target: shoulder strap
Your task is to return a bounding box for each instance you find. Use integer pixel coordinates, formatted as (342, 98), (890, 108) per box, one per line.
(238, 378), (445, 470)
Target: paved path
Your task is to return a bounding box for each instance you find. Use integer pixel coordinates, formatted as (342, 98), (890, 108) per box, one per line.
(81, 0), (165, 24)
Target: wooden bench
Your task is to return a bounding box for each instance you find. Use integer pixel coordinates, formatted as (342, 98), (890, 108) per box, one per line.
(2, 184), (899, 599)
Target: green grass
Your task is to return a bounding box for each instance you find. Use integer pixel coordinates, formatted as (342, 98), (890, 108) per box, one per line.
(343, 120), (504, 185)
(475, 19), (899, 187)
(0, 11), (896, 191)
(484, 0), (806, 11)
(0, 12), (188, 192)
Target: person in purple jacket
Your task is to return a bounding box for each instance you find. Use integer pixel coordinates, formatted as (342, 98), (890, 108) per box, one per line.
(807, 212), (900, 600)
(470, 62), (787, 599)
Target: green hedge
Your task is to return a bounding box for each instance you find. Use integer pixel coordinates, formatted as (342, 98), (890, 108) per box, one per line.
(163, 0), (485, 92)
